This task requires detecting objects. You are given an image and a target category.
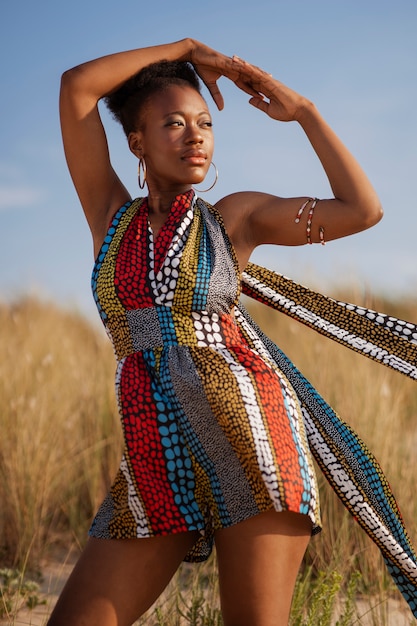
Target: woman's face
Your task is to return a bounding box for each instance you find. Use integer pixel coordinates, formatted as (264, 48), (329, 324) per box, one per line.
(130, 84), (214, 193)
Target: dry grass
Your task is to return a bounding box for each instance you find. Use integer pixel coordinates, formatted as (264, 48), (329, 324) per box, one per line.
(0, 290), (416, 623)
(0, 297), (122, 568)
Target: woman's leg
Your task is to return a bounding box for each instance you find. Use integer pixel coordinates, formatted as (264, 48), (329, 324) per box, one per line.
(47, 530), (199, 626)
(214, 509), (311, 626)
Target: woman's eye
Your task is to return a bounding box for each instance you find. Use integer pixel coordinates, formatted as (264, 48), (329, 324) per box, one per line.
(166, 119), (212, 128)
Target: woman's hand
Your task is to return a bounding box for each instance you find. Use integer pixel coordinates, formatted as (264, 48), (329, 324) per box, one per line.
(190, 45), (308, 122)
(230, 56), (308, 122)
(189, 40), (259, 111)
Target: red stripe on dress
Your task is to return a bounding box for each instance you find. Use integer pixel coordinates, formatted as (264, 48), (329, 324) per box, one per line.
(119, 354), (188, 533)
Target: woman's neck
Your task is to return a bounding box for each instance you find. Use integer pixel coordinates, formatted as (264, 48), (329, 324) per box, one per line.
(147, 185), (194, 215)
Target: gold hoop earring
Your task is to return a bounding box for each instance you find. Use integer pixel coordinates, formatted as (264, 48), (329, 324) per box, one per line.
(138, 157), (147, 189)
(194, 162), (218, 193)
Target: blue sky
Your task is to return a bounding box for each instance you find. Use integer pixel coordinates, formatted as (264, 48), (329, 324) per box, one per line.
(1, 0), (416, 319)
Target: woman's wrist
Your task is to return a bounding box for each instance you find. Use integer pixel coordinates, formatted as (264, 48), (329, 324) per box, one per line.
(294, 98), (318, 127)
(175, 38), (196, 62)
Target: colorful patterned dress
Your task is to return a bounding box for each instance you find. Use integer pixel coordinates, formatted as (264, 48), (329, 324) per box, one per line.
(90, 189), (320, 561)
(90, 189), (417, 615)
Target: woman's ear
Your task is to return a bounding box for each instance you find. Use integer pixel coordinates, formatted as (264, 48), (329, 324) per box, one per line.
(128, 131), (143, 158)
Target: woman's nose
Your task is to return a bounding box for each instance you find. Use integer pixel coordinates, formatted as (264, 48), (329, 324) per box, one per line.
(185, 124), (203, 143)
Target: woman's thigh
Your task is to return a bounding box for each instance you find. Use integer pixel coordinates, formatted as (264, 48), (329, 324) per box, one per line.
(214, 509), (311, 626)
(47, 530), (199, 626)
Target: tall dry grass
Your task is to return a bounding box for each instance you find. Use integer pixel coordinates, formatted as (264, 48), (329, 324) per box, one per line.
(0, 297), (121, 568)
(0, 290), (416, 621)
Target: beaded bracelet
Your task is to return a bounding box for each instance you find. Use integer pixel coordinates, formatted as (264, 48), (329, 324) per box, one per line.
(294, 197), (325, 245)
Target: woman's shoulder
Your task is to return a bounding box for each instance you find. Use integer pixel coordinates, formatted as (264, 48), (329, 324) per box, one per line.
(215, 190), (272, 212)
(214, 190), (271, 232)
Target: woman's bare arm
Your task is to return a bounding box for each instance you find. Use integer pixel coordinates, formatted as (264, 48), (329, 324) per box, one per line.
(216, 58), (382, 265)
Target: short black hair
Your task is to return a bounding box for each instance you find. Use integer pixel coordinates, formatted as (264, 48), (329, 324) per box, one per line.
(104, 60), (202, 136)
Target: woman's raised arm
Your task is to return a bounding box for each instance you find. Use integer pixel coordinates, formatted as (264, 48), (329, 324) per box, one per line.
(216, 57), (383, 263)
(59, 38), (237, 249)
(59, 40), (196, 244)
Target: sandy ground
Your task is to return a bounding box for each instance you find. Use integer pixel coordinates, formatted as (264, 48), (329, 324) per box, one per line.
(3, 560), (416, 625)
(1, 559), (72, 626)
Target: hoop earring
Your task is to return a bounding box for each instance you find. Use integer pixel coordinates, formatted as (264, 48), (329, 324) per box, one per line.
(194, 162), (218, 193)
(138, 157), (147, 189)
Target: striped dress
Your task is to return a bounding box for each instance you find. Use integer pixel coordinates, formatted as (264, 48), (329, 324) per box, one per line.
(90, 189), (417, 615)
(90, 189), (319, 561)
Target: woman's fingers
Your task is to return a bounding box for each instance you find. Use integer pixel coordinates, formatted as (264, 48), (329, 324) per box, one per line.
(192, 51), (240, 110)
(204, 79), (225, 110)
(248, 96), (269, 113)
(232, 56), (273, 82)
(231, 56), (305, 121)
(231, 56), (278, 98)
(193, 49), (288, 113)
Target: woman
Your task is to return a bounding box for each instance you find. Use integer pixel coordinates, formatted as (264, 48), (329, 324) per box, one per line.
(52, 38), (390, 625)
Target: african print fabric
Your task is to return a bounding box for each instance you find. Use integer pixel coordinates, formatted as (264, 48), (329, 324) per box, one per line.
(90, 191), (417, 616)
(236, 303), (417, 617)
(240, 266), (417, 616)
(242, 263), (417, 379)
(90, 190), (320, 562)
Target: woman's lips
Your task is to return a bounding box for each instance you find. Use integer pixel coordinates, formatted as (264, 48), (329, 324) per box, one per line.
(181, 151), (207, 165)
(183, 156), (206, 165)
